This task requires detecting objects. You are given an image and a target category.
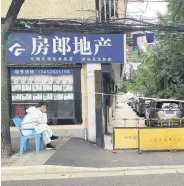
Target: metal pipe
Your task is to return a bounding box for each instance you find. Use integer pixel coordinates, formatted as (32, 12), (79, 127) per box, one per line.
(114, 0), (116, 18)
(99, 0), (102, 22)
(104, 0), (107, 22)
(109, 0), (112, 19)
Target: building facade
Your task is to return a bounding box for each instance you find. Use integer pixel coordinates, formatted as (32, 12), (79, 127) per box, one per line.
(2, 0), (126, 145)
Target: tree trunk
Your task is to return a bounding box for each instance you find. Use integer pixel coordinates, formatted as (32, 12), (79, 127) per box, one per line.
(1, 25), (13, 158)
(1, 0), (25, 159)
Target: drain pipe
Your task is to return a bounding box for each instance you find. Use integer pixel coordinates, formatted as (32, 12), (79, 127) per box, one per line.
(84, 128), (88, 141)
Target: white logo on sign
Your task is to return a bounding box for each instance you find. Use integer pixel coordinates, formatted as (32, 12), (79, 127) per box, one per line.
(9, 43), (26, 56)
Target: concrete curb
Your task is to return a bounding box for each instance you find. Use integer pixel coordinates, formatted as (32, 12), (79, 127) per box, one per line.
(2, 165), (184, 176)
(2, 165), (184, 181)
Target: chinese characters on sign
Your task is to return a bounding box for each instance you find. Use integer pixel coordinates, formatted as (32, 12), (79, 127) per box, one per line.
(10, 69), (72, 75)
(26, 36), (111, 56)
(149, 137), (181, 143)
(7, 33), (124, 63)
(124, 136), (137, 140)
(139, 129), (184, 151)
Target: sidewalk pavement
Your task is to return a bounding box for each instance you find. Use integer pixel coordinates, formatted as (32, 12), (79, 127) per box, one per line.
(2, 137), (70, 167)
(112, 95), (146, 128)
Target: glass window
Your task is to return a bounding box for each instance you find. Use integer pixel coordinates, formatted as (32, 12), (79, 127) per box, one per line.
(145, 99), (152, 103)
(10, 68), (82, 125)
(180, 103), (184, 108)
(156, 102), (180, 109)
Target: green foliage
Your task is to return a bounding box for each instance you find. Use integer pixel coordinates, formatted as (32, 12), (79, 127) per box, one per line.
(168, 2), (184, 23)
(128, 2), (184, 100)
(120, 81), (135, 94)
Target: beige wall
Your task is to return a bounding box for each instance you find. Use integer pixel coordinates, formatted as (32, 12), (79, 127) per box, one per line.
(118, 0), (126, 20)
(2, 0), (125, 20)
(1, 0), (96, 20)
(81, 64), (88, 129)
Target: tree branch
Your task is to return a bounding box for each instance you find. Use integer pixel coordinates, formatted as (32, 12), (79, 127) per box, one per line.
(3, 0), (25, 36)
(6, 0), (25, 20)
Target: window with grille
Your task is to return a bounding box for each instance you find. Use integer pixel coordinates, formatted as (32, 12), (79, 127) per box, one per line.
(95, 0), (118, 22)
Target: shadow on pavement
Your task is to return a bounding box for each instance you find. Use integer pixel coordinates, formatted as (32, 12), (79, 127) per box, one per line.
(45, 138), (184, 168)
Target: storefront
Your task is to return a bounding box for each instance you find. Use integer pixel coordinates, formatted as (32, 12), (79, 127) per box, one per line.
(7, 32), (124, 142)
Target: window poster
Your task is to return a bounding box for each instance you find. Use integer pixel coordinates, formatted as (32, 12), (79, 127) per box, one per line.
(32, 84), (43, 91)
(11, 76), (19, 84)
(61, 75), (73, 84)
(12, 84), (22, 91)
(52, 76), (59, 84)
(54, 93), (63, 100)
(63, 85), (73, 92)
(22, 84), (32, 91)
(31, 77), (36, 84)
(25, 76), (32, 84)
(12, 93), (22, 101)
(34, 76), (43, 84)
(39, 76), (46, 84)
(10, 68), (74, 101)
(43, 93), (53, 100)
(57, 76), (64, 84)
(20, 76), (26, 84)
(53, 85), (63, 91)
(22, 93), (32, 100)
(17, 76), (22, 84)
(64, 93), (74, 100)
(43, 84), (52, 91)
(44, 76), (52, 84)
(33, 93), (42, 100)
(15, 105), (25, 118)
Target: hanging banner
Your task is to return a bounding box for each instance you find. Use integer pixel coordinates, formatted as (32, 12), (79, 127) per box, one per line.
(7, 33), (124, 63)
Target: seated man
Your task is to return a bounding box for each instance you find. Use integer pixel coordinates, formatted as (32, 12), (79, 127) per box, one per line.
(22, 101), (59, 150)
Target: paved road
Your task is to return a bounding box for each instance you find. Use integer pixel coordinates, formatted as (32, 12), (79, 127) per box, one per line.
(2, 174), (184, 186)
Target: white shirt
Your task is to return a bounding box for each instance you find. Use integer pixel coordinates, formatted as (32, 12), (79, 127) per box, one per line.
(21, 106), (48, 135)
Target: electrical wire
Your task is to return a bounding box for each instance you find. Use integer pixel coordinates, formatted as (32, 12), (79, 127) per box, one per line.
(173, 2), (183, 22)
(5, 17), (183, 34)
(140, 1), (149, 21)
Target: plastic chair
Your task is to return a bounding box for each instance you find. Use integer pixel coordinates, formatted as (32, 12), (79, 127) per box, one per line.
(13, 117), (44, 155)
